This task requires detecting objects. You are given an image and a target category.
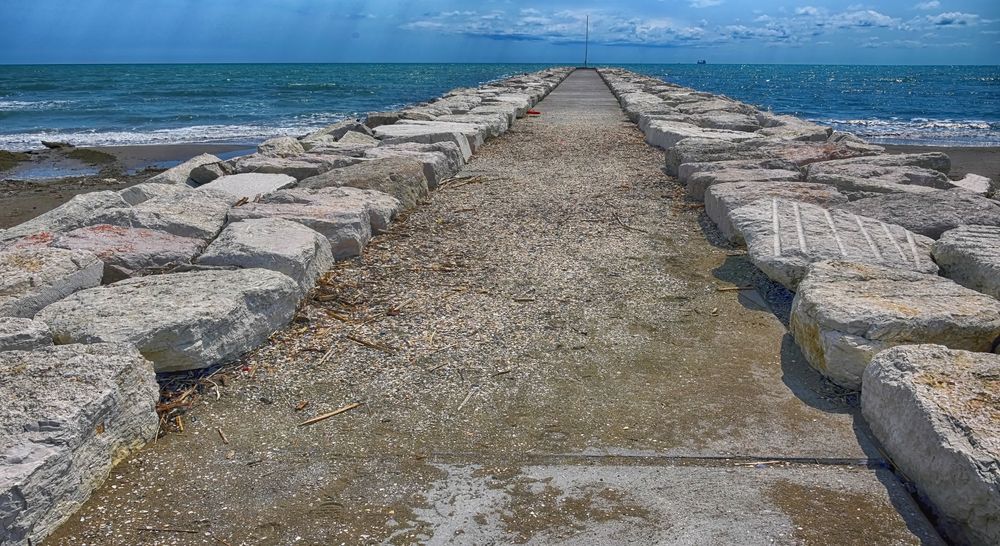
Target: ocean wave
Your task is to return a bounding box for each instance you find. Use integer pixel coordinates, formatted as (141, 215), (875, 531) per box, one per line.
(0, 100), (75, 112)
(0, 123), (334, 151)
(814, 117), (1000, 146)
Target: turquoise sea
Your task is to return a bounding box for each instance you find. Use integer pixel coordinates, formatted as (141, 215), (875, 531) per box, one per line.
(0, 63), (997, 150)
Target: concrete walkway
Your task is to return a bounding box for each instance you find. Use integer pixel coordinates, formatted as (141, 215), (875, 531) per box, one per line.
(50, 69), (941, 545)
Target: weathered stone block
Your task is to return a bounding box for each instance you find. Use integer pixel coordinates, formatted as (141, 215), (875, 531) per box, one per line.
(933, 225), (1000, 300)
(298, 157), (428, 209)
(729, 199), (937, 289)
(790, 261), (1000, 389)
(835, 190), (1000, 239)
(196, 218), (334, 294)
(53, 225), (205, 281)
(0, 317), (51, 352)
(0, 247), (103, 318)
(687, 168), (803, 201)
(705, 182), (848, 244)
(144, 153), (220, 185)
(36, 269), (300, 372)
(862, 345), (1000, 546)
(0, 343), (159, 546)
(197, 173), (296, 200)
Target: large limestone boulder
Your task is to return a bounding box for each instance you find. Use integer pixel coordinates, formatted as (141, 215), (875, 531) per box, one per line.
(374, 122), (473, 161)
(364, 141), (463, 189)
(257, 136), (306, 158)
(951, 173), (994, 196)
(644, 120), (759, 150)
(835, 190), (1000, 238)
(223, 153), (360, 181)
(675, 98), (751, 115)
(0, 343), (159, 546)
(729, 199), (937, 289)
(227, 188), (401, 258)
(196, 218), (334, 294)
(117, 181), (189, 206)
(862, 345), (1000, 546)
(303, 132), (380, 157)
(705, 182), (848, 244)
(686, 168), (803, 201)
(807, 163), (953, 199)
(0, 317), (51, 352)
(188, 161), (230, 185)
(197, 173), (296, 201)
(665, 137), (882, 177)
(434, 112), (509, 138)
(756, 114), (832, 142)
(298, 157), (429, 209)
(789, 261), (1000, 390)
(0, 247), (103, 318)
(301, 119), (374, 143)
(396, 120), (486, 153)
(52, 225), (205, 282)
(93, 189), (233, 240)
(806, 152), (951, 175)
(690, 111), (760, 132)
(467, 104), (518, 126)
(0, 191), (130, 243)
(932, 225), (1000, 300)
(36, 269), (300, 372)
(365, 111), (402, 128)
(677, 158), (801, 184)
(144, 153), (221, 185)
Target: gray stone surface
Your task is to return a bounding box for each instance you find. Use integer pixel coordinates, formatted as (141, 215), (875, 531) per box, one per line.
(0, 317), (51, 352)
(188, 161), (230, 185)
(862, 345), (1000, 546)
(52, 224), (205, 282)
(93, 189), (233, 240)
(302, 119), (374, 143)
(363, 142), (463, 189)
(467, 104), (518, 126)
(836, 190), (1000, 238)
(665, 137), (882, 177)
(0, 343), (159, 546)
(257, 136), (305, 158)
(644, 120), (759, 150)
(434, 113), (510, 139)
(144, 153), (220, 185)
(36, 269), (300, 372)
(686, 168), (803, 200)
(117, 181), (189, 206)
(373, 122), (474, 161)
(951, 173), (993, 195)
(224, 153), (359, 180)
(807, 163), (953, 199)
(298, 156), (429, 209)
(196, 218), (334, 294)
(395, 120), (487, 153)
(365, 111), (402, 128)
(0, 247), (103, 318)
(227, 188), (401, 258)
(790, 260), (1000, 390)
(729, 199), (937, 289)
(197, 173), (296, 200)
(705, 182), (848, 244)
(677, 158), (801, 184)
(690, 111), (760, 132)
(933, 225), (1000, 300)
(0, 191), (130, 243)
(805, 152), (951, 175)
(756, 114), (832, 142)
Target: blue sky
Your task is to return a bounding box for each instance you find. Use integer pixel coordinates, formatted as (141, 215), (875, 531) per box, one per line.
(1, 0), (998, 64)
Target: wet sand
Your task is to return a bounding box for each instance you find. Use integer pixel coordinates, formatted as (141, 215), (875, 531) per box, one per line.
(0, 143), (252, 229)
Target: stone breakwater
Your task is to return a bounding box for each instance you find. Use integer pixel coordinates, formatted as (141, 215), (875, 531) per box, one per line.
(0, 67), (571, 546)
(599, 67), (1000, 545)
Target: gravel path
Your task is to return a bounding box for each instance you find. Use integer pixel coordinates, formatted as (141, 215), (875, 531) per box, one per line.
(49, 70), (940, 545)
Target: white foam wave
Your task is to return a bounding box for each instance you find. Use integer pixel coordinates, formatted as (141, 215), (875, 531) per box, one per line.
(0, 100), (76, 112)
(0, 123), (329, 151)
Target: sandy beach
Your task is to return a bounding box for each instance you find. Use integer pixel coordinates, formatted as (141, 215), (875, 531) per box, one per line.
(0, 143), (252, 228)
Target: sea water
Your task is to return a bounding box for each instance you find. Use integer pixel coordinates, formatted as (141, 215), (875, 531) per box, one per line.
(0, 63), (997, 150)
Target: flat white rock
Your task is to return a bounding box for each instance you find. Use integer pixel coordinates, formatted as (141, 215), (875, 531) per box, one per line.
(198, 173), (296, 200)
(729, 198), (937, 289)
(932, 225), (1000, 300)
(0, 247), (103, 318)
(705, 182), (847, 244)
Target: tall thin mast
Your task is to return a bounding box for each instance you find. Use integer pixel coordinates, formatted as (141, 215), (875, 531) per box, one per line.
(584, 15), (589, 67)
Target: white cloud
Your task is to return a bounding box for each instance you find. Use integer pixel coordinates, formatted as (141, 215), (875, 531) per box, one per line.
(914, 1), (940, 10)
(689, 0), (723, 7)
(927, 12), (981, 26)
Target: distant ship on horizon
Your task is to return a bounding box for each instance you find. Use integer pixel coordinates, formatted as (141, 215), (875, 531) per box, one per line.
(696, 60), (707, 64)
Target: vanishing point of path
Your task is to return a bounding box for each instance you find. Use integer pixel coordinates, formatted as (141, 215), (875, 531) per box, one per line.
(51, 70), (941, 545)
